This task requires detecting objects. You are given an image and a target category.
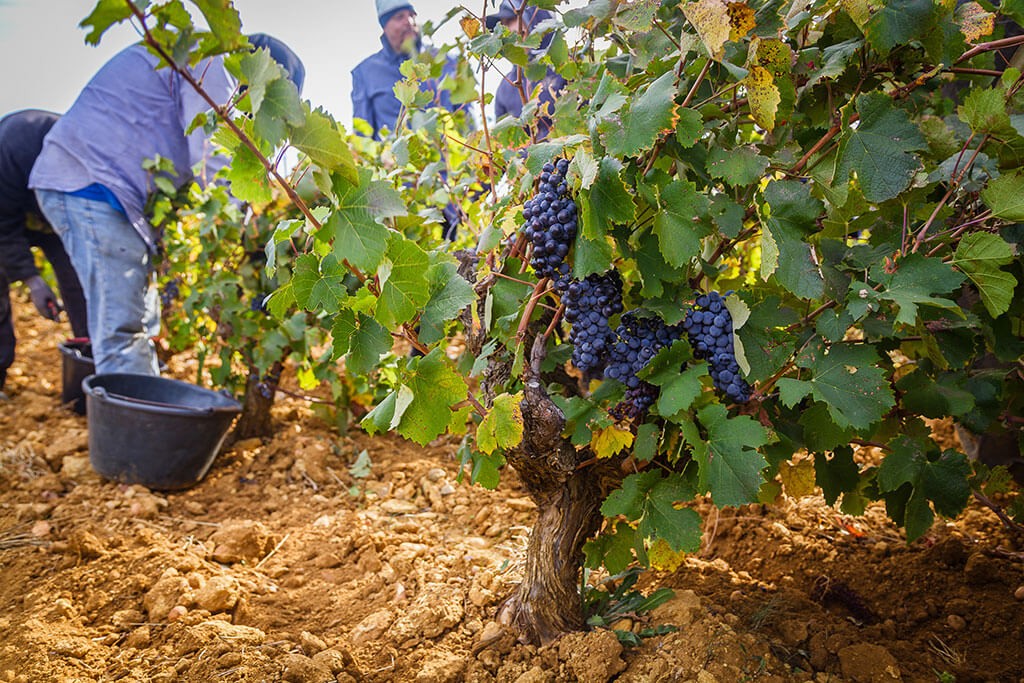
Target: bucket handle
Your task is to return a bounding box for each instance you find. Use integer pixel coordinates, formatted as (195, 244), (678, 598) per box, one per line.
(90, 386), (239, 415)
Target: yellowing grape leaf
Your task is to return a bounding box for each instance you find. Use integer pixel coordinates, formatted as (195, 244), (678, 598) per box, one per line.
(841, 0), (873, 30)
(477, 392), (524, 455)
(592, 424), (635, 459)
(460, 15), (482, 38)
(726, 1), (756, 41)
(683, 0), (731, 60)
(751, 37), (792, 76)
(957, 2), (994, 41)
(780, 458), (817, 497)
(745, 65), (781, 130)
(648, 537), (688, 572)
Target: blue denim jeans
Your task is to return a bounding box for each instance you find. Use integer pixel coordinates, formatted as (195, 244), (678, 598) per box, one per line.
(35, 190), (160, 375)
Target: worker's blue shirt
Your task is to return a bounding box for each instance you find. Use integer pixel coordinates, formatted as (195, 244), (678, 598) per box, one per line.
(351, 36), (457, 140)
(29, 44), (234, 253)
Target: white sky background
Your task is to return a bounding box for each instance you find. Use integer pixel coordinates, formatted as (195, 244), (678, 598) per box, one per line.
(0, 0), (519, 127)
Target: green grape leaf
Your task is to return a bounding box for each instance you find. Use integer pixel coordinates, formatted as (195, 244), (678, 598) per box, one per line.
(640, 475), (702, 553)
(291, 253), (347, 314)
(952, 232), (1018, 317)
(871, 254), (965, 326)
(418, 261), (477, 345)
(836, 92), (926, 202)
(653, 179), (711, 268)
(877, 436), (972, 541)
(602, 472), (701, 553)
(864, 0), (940, 54)
(583, 521), (640, 574)
(393, 350), (469, 445)
(815, 447), (861, 506)
(193, 0), (245, 51)
(981, 171), (1024, 221)
(696, 404), (769, 507)
(225, 143), (273, 204)
(237, 46), (280, 115)
(376, 235), (431, 329)
(253, 78), (304, 146)
(600, 70), (678, 157)
(584, 157), (635, 238)
(675, 108), (703, 148)
(959, 86), (1014, 136)
(707, 145), (770, 187)
(477, 392), (524, 454)
(324, 168), (405, 272)
(800, 403), (856, 452)
(292, 108), (359, 183)
(777, 341), (895, 431)
(80, 0), (137, 45)
(759, 180), (825, 299)
(896, 370), (976, 418)
(331, 310), (392, 376)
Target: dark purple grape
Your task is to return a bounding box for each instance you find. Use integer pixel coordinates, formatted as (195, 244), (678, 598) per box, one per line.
(684, 291), (751, 403)
(522, 158), (578, 281)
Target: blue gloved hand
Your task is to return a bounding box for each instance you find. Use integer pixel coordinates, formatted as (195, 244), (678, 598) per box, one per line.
(25, 275), (62, 321)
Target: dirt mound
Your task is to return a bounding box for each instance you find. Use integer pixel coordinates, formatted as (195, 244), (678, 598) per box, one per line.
(1, 296), (1023, 682)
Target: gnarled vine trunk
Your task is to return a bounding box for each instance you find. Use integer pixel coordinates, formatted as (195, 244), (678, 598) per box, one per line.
(497, 337), (604, 645)
(232, 361), (282, 440)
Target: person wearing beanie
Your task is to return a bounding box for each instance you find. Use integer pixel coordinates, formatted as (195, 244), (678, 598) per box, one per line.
(29, 36), (304, 376)
(0, 109), (88, 399)
(351, 0), (458, 139)
(489, 0), (565, 141)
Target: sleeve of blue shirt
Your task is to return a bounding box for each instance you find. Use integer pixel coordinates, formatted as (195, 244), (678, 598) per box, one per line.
(351, 68), (377, 136)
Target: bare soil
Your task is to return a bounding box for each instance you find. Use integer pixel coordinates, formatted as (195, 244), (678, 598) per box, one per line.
(1, 297), (1023, 683)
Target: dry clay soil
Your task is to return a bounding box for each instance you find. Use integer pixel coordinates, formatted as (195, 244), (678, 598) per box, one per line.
(1, 299), (1024, 683)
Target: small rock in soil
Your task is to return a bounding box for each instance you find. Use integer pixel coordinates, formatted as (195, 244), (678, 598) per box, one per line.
(299, 630), (327, 656)
(558, 629), (626, 683)
(208, 519), (276, 564)
(193, 575), (240, 613)
(390, 583), (464, 640)
(651, 589), (704, 629)
(513, 666), (556, 683)
(1014, 585), (1024, 601)
(947, 614), (967, 631)
(59, 454), (96, 483)
(177, 620), (265, 656)
(348, 608), (395, 646)
(311, 648), (360, 676)
(837, 643), (901, 682)
(125, 625), (151, 649)
(143, 571), (191, 620)
(280, 653), (333, 683)
(414, 650), (465, 683)
(964, 552), (1003, 585)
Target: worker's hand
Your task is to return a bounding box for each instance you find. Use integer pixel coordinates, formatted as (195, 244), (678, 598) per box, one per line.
(25, 275), (62, 321)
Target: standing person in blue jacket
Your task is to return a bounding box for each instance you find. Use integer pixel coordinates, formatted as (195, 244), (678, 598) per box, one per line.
(0, 110), (89, 400)
(351, 0), (458, 139)
(30, 34), (304, 377)
(488, 0), (565, 141)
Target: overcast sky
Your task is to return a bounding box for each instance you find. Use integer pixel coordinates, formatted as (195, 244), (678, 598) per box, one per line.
(0, 0), (486, 127)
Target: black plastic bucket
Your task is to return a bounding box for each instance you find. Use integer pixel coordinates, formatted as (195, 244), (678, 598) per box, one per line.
(82, 373), (242, 490)
(58, 339), (94, 415)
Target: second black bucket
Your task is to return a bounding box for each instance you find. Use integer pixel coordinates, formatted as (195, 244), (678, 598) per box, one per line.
(58, 339), (94, 415)
(82, 373), (242, 490)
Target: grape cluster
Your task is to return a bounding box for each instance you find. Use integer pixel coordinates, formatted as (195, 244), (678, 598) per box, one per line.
(250, 293), (270, 315)
(683, 291), (751, 403)
(562, 271), (623, 376)
(522, 158), (577, 281)
(160, 278), (180, 307)
(605, 313), (683, 418)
